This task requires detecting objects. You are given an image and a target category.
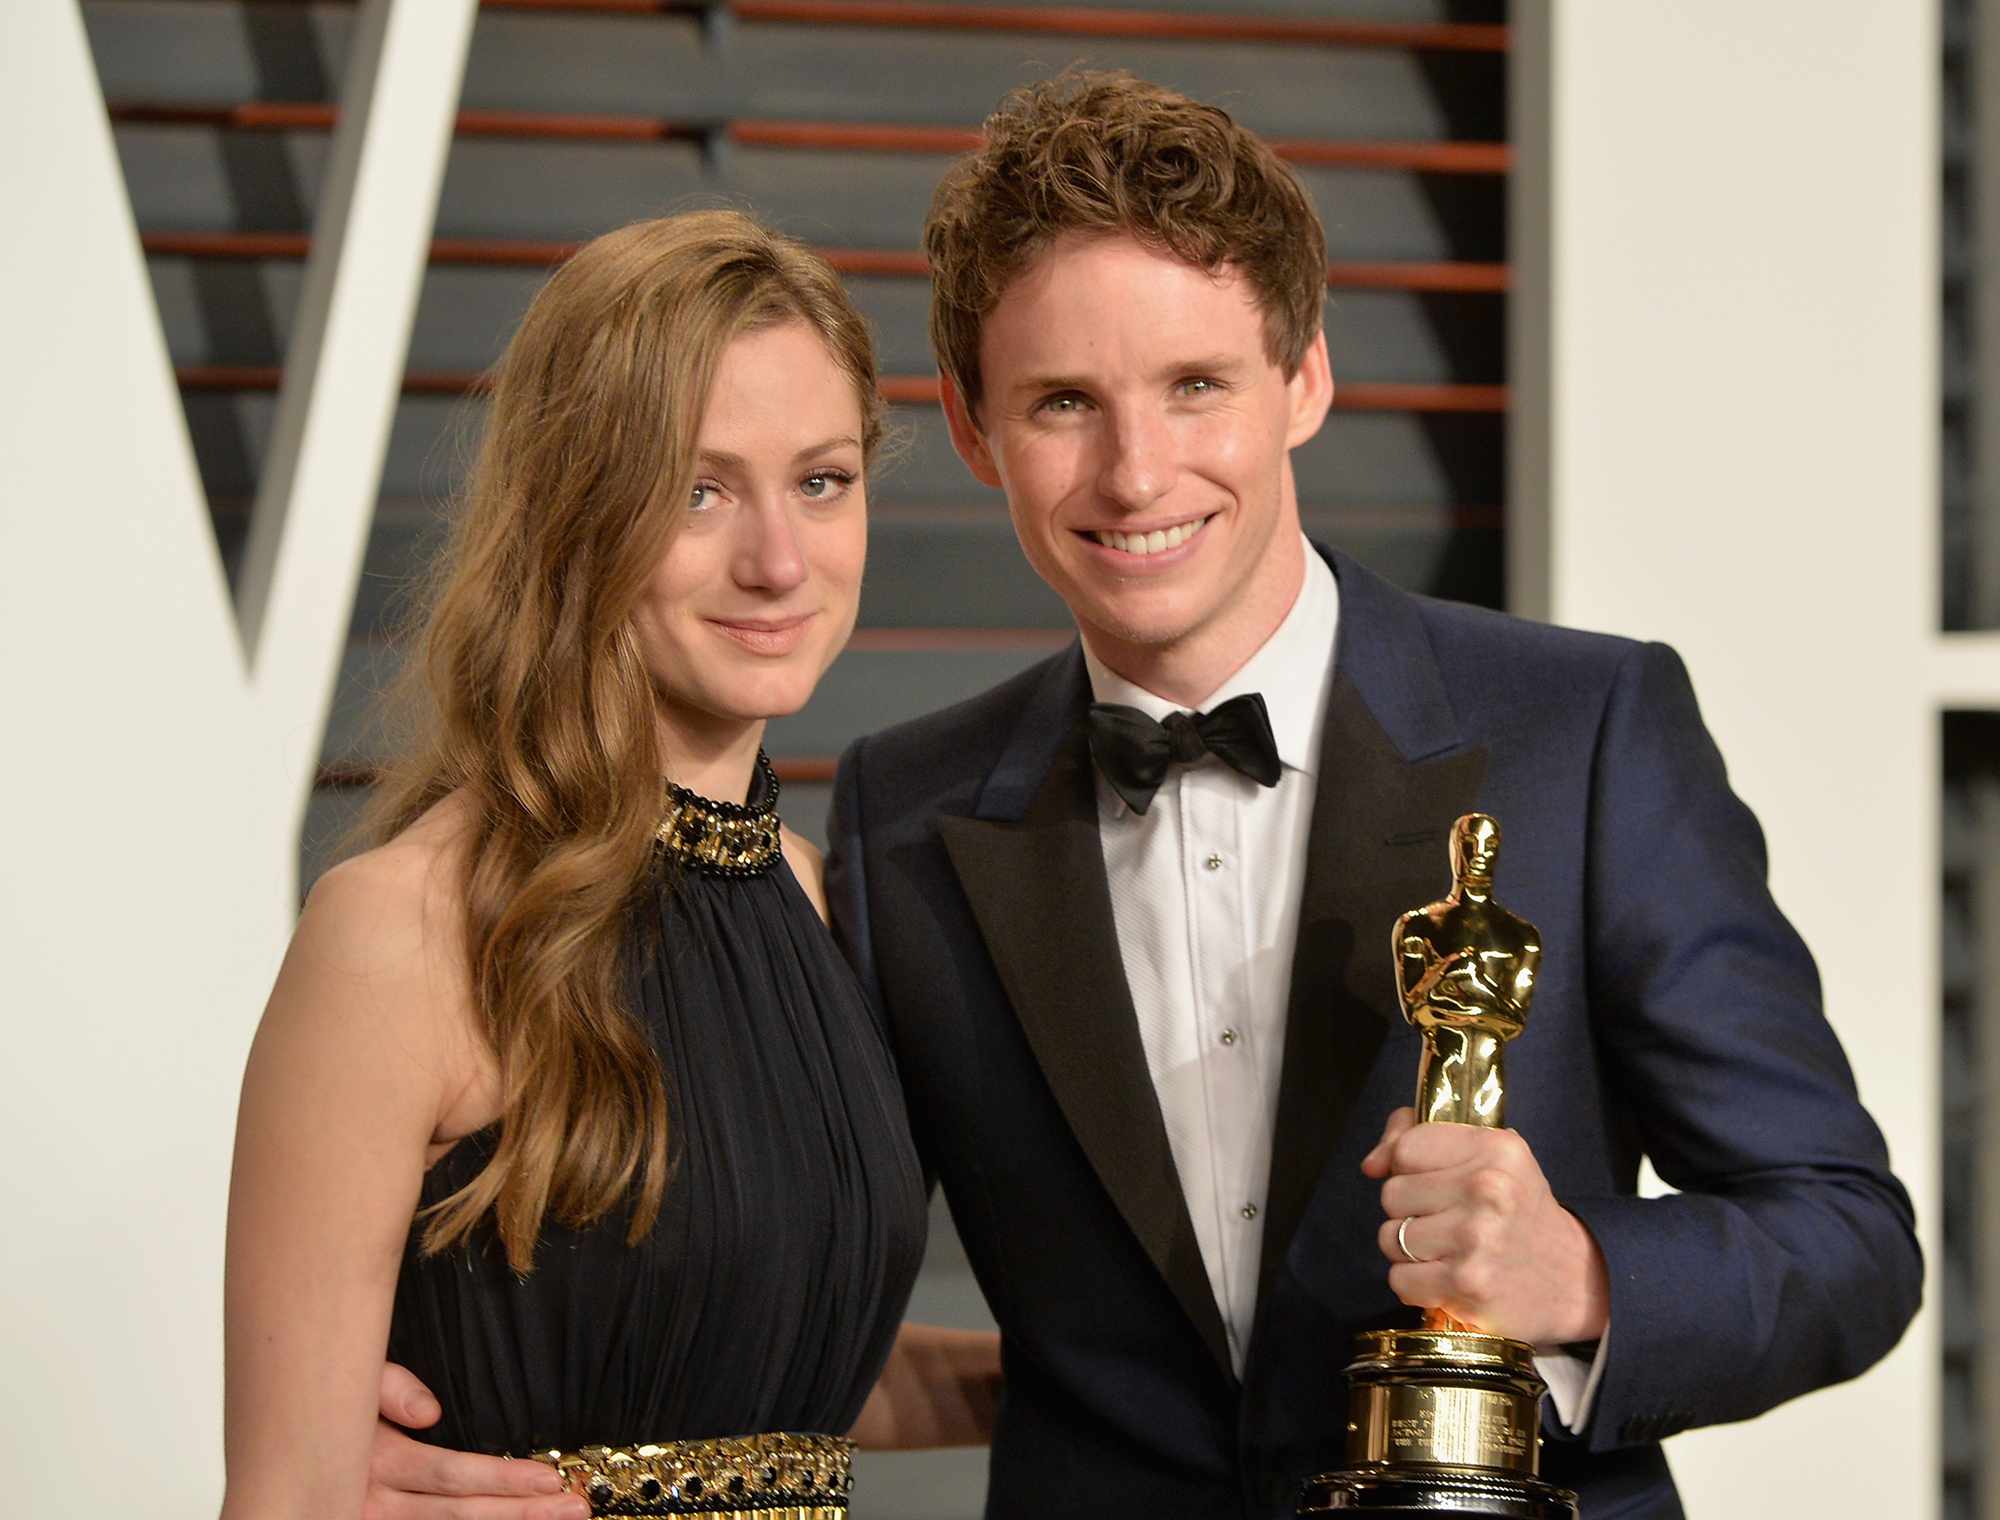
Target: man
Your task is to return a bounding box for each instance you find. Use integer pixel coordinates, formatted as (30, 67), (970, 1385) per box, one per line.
(370, 71), (1918, 1519)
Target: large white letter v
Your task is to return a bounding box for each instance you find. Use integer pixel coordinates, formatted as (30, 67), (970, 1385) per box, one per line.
(0, 1), (475, 1509)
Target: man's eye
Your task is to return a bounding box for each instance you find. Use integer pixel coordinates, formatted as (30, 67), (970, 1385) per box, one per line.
(1178, 377), (1217, 397)
(1038, 393), (1086, 415)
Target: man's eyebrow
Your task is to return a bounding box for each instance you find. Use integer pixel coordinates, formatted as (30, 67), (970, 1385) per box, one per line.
(1007, 374), (1089, 400)
(1160, 354), (1247, 378)
(1005, 357), (1249, 401)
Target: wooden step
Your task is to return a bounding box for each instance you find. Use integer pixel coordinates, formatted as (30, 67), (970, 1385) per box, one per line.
(108, 103), (1507, 174)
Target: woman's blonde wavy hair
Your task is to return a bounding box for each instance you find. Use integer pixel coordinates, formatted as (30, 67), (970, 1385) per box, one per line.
(366, 210), (885, 1273)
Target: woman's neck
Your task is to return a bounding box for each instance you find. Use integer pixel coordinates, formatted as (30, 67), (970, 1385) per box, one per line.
(657, 714), (768, 805)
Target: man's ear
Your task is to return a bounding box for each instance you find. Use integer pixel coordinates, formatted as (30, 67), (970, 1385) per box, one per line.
(1284, 328), (1335, 449)
(940, 373), (1004, 489)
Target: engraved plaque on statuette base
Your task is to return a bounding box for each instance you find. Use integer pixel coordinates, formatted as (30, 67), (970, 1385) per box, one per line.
(1296, 1330), (1577, 1517)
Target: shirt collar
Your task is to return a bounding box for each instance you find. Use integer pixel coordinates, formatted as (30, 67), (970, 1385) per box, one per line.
(1082, 535), (1340, 785)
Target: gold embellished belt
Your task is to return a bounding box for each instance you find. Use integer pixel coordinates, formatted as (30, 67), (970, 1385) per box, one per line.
(529, 1432), (852, 1517)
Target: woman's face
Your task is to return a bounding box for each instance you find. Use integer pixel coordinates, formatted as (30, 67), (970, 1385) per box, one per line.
(632, 320), (868, 742)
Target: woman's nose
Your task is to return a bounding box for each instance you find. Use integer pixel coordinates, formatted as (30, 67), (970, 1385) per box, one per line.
(732, 498), (808, 593)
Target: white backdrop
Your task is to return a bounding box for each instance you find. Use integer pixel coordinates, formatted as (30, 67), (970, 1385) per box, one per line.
(1514, 2), (1944, 1514)
(0, 0), (1952, 1513)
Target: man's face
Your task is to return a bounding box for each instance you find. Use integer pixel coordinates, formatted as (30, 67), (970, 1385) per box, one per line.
(942, 233), (1331, 694)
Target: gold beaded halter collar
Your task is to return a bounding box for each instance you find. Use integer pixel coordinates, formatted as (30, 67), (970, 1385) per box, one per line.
(655, 750), (784, 877)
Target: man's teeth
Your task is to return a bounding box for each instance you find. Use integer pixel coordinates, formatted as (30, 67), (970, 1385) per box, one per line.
(1093, 518), (1207, 556)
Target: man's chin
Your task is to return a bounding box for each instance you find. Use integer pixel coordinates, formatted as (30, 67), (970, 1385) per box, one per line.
(1074, 608), (1205, 664)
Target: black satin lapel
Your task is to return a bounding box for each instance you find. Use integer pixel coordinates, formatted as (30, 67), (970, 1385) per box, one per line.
(1256, 674), (1489, 1307)
(938, 733), (1236, 1379)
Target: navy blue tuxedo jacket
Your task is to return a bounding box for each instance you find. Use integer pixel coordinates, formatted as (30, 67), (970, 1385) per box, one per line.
(825, 547), (1919, 1519)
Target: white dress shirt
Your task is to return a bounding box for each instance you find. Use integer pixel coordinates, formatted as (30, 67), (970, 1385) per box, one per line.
(1083, 536), (1604, 1425)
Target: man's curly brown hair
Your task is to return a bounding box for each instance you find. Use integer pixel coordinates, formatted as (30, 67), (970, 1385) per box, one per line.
(923, 69), (1328, 413)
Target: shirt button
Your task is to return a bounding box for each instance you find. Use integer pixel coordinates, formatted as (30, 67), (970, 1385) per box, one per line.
(1219, 1028), (1239, 1046)
(1204, 853), (1224, 871)
(1241, 1203), (1259, 1220)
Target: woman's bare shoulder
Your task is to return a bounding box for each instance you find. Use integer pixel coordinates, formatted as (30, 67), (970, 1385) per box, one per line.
(278, 793), (487, 1091)
(302, 795), (474, 970)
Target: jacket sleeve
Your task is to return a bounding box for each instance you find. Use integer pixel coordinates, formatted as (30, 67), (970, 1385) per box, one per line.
(825, 735), (882, 1016)
(1563, 641), (1921, 1452)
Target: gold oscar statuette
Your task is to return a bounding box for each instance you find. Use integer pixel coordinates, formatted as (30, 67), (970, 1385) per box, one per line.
(1298, 814), (1580, 1519)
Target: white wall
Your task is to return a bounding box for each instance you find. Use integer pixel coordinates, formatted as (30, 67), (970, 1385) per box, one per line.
(1514, 2), (1943, 1513)
(0, 2), (471, 1512)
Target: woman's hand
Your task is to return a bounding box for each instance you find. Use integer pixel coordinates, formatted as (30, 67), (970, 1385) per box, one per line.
(363, 1365), (587, 1520)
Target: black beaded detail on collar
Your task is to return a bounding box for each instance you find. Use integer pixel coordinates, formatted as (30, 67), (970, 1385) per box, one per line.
(655, 751), (783, 877)
(530, 1431), (853, 1517)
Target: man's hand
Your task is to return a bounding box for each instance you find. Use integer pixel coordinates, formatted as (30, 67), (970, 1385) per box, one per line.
(365, 1364), (588, 1520)
(848, 1323), (1002, 1449)
(1361, 1107), (1610, 1347)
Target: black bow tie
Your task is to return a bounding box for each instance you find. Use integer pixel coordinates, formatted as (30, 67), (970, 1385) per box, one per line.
(1085, 692), (1283, 816)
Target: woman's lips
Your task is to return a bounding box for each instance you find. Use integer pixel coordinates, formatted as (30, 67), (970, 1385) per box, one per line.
(707, 614), (816, 655)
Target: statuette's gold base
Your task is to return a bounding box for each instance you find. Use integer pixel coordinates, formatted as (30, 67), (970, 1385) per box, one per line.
(1297, 1330), (1578, 1518)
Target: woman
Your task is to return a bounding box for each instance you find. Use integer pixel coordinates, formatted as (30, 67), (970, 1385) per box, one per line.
(222, 212), (986, 1520)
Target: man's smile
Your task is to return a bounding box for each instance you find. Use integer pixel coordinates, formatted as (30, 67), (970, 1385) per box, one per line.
(1085, 513), (1217, 558)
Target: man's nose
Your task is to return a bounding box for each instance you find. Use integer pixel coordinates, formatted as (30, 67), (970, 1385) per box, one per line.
(1097, 408), (1173, 514)
(732, 497), (808, 593)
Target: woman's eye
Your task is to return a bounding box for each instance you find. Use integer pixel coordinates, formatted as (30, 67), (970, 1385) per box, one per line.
(800, 470), (855, 500)
(689, 483), (714, 511)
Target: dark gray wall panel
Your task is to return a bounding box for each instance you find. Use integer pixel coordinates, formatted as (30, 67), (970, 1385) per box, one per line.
(726, 28), (1500, 140)
(439, 139), (714, 241)
(146, 254), (307, 369)
(460, 12), (718, 116)
(85, 1), (356, 102)
(185, 392), (474, 505)
(1328, 290), (1503, 384)
(112, 124), (333, 232)
(378, 396), (486, 503)
(1290, 409), (1502, 506)
(454, 12), (1507, 139)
